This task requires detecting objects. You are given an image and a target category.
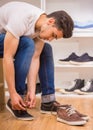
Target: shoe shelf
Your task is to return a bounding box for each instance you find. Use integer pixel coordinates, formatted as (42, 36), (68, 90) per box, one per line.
(43, 0), (93, 88)
(73, 30), (93, 37)
(42, 0), (93, 38)
(54, 62), (93, 68)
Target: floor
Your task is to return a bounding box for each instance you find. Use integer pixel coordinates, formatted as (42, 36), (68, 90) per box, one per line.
(0, 93), (93, 130)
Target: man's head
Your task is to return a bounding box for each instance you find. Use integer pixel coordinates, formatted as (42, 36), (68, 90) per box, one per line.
(47, 10), (74, 38)
(37, 10), (74, 41)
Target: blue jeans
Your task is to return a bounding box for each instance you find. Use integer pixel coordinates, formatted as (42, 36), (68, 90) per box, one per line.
(0, 34), (55, 103)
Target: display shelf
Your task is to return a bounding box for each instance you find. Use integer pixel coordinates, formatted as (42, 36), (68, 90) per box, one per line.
(55, 62), (93, 68)
(43, 0), (93, 37)
(73, 30), (93, 37)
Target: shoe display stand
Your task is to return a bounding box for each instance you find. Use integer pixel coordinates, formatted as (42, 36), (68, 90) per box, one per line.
(42, 0), (93, 89)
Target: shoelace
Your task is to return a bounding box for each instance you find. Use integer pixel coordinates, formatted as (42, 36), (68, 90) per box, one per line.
(67, 79), (81, 90)
(53, 101), (60, 106)
(81, 80), (92, 91)
(60, 105), (76, 116)
(65, 107), (76, 116)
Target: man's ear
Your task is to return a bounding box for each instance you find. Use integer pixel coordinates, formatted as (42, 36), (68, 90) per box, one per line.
(47, 18), (55, 25)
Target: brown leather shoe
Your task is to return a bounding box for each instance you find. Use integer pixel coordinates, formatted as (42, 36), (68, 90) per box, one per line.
(61, 104), (90, 121)
(57, 105), (86, 126)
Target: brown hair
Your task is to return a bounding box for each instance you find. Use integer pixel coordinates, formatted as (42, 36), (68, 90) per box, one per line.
(47, 10), (74, 38)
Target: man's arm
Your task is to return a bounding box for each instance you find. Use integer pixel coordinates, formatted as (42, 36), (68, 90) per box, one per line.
(3, 31), (26, 110)
(26, 38), (45, 108)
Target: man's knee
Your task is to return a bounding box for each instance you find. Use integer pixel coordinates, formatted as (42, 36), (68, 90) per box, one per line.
(19, 36), (35, 51)
(41, 42), (53, 56)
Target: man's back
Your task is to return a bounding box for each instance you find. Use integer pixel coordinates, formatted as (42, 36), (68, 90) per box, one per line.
(0, 1), (44, 38)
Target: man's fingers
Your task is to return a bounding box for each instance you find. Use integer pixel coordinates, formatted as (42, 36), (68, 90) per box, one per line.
(20, 99), (26, 107)
(12, 100), (26, 110)
(29, 99), (36, 108)
(18, 103), (26, 110)
(12, 102), (26, 110)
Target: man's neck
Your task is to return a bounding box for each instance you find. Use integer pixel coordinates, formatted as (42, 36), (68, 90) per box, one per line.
(35, 14), (47, 32)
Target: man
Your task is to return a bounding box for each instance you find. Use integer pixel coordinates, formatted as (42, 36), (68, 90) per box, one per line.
(0, 1), (89, 125)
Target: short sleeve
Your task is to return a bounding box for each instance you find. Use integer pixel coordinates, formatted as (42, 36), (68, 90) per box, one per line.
(5, 14), (27, 39)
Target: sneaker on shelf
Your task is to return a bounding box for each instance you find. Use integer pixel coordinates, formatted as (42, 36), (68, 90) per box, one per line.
(70, 53), (93, 65)
(58, 80), (78, 94)
(64, 79), (84, 93)
(40, 101), (61, 115)
(57, 105), (86, 126)
(6, 99), (34, 120)
(58, 52), (79, 64)
(75, 79), (93, 95)
(59, 80), (82, 94)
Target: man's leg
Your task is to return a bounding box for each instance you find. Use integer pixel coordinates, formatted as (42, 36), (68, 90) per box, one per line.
(0, 33), (5, 57)
(39, 43), (60, 114)
(39, 43), (55, 103)
(0, 34), (35, 95)
(14, 36), (35, 95)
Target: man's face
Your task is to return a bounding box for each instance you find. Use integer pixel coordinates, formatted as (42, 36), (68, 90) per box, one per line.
(39, 21), (63, 41)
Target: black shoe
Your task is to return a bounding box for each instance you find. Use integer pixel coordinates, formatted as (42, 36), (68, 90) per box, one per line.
(70, 53), (93, 65)
(35, 83), (41, 94)
(6, 99), (34, 120)
(40, 101), (61, 115)
(65, 79), (84, 92)
(75, 80), (93, 95)
(59, 52), (79, 64)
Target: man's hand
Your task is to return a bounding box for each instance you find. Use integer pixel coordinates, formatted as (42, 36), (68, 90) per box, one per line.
(11, 93), (26, 110)
(25, 91), (36, 109)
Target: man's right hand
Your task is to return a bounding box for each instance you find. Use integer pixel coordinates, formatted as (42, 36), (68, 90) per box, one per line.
(10, 93), (27, 110)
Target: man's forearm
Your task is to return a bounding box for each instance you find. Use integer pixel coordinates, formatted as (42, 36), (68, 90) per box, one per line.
(27, 37), (45, 94)
(3, 32), (19, 98)
(27, 56), (40, 94)
(3, 57), (17, 97)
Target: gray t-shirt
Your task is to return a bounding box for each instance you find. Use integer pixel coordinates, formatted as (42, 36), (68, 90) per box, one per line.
(0, 1), (44, 39)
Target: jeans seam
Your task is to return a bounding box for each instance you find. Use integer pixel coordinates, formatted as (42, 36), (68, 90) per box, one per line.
(43, 55), (50, 94)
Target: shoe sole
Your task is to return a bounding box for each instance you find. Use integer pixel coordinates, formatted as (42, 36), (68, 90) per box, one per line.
(74, 89), (93, 95)
(70, 61), (93, 65)
(58, 89), (74, 94)
(57, 117), (86, 126)
(81, 116), (90, 121)
(58, 61), (70, 65)
(6, 104), (34, 121)
(40, 110), (57, 115)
